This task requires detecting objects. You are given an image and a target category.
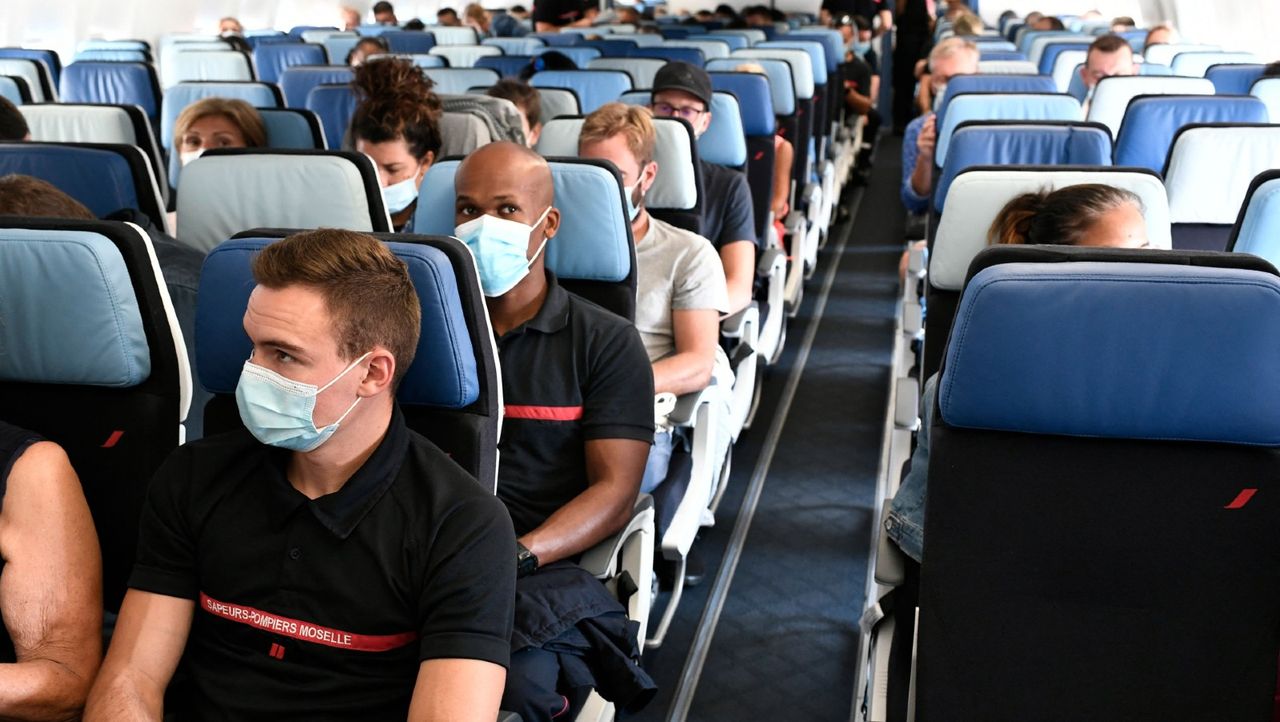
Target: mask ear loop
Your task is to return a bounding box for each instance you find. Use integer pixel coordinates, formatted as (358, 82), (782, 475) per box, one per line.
(310, 351), (374, 432)
(526, 206), (553, 266)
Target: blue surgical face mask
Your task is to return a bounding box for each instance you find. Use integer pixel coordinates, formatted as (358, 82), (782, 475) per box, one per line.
(382, 174), (420, 214)
(853, 40), (872, 56)
(235, 352), (371, 452)
(455, 207), (552, 297)
(624, 179), (643, 221)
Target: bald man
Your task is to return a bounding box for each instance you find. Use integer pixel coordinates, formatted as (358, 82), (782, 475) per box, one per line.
(452, 143), (657, 722)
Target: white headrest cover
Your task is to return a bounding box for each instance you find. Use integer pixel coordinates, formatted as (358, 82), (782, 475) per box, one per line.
(1165, 126), (1280, 224)
(930, 169), (1173, 291)
(21, 105), (137, 145)
(536, 117), (698, 210)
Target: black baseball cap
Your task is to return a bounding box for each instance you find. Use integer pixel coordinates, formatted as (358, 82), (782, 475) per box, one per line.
(653, 61), (713, 108)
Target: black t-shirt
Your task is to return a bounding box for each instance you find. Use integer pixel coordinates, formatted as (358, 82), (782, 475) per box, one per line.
(699, 159), (758, 251)
(532, 0), (588, 27)
(129, 407), (515, 720)
(842, 56), (873, 96)
(495, 274), (653, 537)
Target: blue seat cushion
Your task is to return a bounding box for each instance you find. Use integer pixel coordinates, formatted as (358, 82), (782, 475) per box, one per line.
(1114, 95), (1270, 173)
(0, 144), (141, 218)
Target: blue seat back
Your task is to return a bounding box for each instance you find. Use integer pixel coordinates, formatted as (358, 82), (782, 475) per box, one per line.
(305, 84), (358, 150)
(707, 58), (794, 116)
(973, 38), (1017, 52)
(1119, 29), (1147, 52)
(383, 31), (437, 54)
(60, 62), (159, 117)
(414, 158), (637, 318)
(529, 69), (632, 113)
(1253, 78), (1280, 123)
(580, 39), (638, 57)
(632, 45), (705, 68)
(259, 108), (326, 148)
(0, 76), (29, 104)
(74, 49), (150, 63)
(662, 40), (732, 62)
(936, 74), (1059, 128)
(1229, 171), (1280, 262)
(0, 49), (59, 91)
(756, 40), (828, 86)
(1037, 41), (1091, 75)
(290, 25), (338, 39)
(160, 81), (282, 150)
(980, 50), (1029, 62)
(788, 30), (843, 74)
(588, 58), (666, 89)
(937, 93), (1082, 159)
(279, 65), (354, 107)
(1114, 95), (1269, 173)
(936, 122), (1114, 212)
(1207, 64), (1265, 95)
(536, 45), (602, 67)
(0, 143), (141, 218)
(323, 34), (361, 64)
(1169, 51), (1258, 78)
(709, 71), (775, 135)
(531, 32), (584, 47)
(621, 89), (748, 167)
(476, 55), (533, 78)
(423, 67), (500, 94)
(252, 42), (326, 84)
(691, 33), (747, 51)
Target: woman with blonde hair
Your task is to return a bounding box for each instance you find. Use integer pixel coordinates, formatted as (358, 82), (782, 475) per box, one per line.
(173, 97), (266, 166)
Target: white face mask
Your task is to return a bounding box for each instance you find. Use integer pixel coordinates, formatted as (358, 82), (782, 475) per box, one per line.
(932, 83), (948, 112)
(180, 148), (204, 166)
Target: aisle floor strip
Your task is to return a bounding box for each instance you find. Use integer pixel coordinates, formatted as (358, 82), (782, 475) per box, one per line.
(666, 183), (867, 721)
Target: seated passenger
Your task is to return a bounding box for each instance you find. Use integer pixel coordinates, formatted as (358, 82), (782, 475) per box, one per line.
(578, 103), (731, 495)
(340, 5), (361, 31)
(218, 16), (243, 35)
(1030, 15), (1065, 31)
(1111, 15), (1137, 31)
(0, 422), (101, 720)
(1080, 34), (1137, 109)
(346, 36), (389, 66)
(350, 58), (443, 232)
(886, 184), (1151, 563)
(532, 0), (595, 32)
(173, 98), (266, 167)
(0, 174), (207, 438)
(951, 12), (983, 36)
(649, 62), (757, 314)
(84, 229), (515, 720)
(452, 141), (656, 722)
(901, 38), (980, 216)
(486, 78), (543, 147)
(437, 7), (461, 26)
(1143, 23), (1178, 51)
(373, 0), (399, 25)
(0, 97), (29, 141)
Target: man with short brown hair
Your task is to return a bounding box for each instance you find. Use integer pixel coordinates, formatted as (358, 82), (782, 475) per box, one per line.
(1080, 34), (1137, 95)
(86, 229), (516, 721)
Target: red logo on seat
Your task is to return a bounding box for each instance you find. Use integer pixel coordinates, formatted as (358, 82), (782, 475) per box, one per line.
(101, 430), (124, 448)
(1224, 488), (1258, 509)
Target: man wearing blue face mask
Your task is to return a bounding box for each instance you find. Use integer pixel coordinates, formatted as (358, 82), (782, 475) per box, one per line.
(452, 142), (657, 722)
(87, 230), (516, 721)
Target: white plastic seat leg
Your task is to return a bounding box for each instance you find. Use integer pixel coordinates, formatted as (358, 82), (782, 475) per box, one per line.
(783, 212), (807, 317)
(802, 182), (823, 278)
(755, 244), (788, 366)
(720, 304), (759, 442)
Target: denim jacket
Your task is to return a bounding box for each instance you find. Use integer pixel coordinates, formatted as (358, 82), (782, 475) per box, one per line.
(884, 373), (937, 563)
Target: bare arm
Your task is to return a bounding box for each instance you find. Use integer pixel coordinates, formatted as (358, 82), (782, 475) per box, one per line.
(652, 308), (720, 396)
(910, 115), (937, 199)
(519, 438), (649, 564)
(719, 241), (756, 315)
(771, 138), (794, 221)
(84, 591), (194, 722)
(0, 442), (101, 722)
(406, 658), (506, 722)
(845, 87), (874, 116)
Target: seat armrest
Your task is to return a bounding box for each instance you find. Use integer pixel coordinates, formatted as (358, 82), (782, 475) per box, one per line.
(497, 712), (523, 722)
(720, 302), (759, 340)
(667, 384), (722, 427)
(757, 246), (785, 277)
(578, 495), (655, 579)
(874, 500), (907, 587)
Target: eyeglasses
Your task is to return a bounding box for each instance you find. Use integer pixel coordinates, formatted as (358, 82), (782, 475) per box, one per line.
(651, 102), (706, 121)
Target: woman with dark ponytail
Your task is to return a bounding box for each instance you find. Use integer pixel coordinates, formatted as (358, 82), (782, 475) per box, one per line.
(351, 58), (444, 232)
(988, 183), (1149, 249)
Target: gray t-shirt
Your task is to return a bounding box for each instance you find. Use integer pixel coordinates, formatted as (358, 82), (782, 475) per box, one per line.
(635, 216), (729, 363)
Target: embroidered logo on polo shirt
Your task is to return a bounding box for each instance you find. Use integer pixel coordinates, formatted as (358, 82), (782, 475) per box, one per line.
(505, 405), (584, 421)
(200, 593), (417, 653)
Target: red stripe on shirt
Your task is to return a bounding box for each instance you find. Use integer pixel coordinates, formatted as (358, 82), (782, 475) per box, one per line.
(199, 593), (417, 652)
(504, 405), (584, 421)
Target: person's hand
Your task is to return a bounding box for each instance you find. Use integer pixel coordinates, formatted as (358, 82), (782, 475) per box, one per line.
(917, 114), (937, 160)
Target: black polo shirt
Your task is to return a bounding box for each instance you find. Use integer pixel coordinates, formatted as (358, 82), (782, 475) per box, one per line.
(496, 273), (654, 537)
(532, 0), (588, 27)
(129, 406), (515, 720)
(700, 159), (758, 251)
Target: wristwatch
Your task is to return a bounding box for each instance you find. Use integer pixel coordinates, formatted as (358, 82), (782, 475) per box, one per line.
(516, 542), (539, 578)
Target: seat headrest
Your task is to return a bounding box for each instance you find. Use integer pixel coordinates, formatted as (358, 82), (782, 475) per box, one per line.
(1036, 40), (1092, 74)
(61, 62), (160, 113)
(1114, 96), (1269, 173)
(936, 122), (1113, 212)
(787, 30), (843, 73)
(1205, 64), (1265, 95)
(1085, 75), (1214, 138)
(428, 45), (502, 70)
(1169, 51), (1258, 78)
(419, 67), (497, 95)
(707, 58), (794, 116)
(931, 166), (1173, 290)
(305, 84), (358, 151)
(1165, 125), (1280, 225)
(936, 74), (1059, 126)
(756, 40), (827, 85)
(530, 70), (633, 114)
(0, 76), (28, 105)
(258, 108), (325, 148)
(536, 116), (699, 211)
(176, 150), (388, 253)
(662, 39), (732, 62)
(587, 58), (666, 90)
(196, 237), (479, 408)
(279, 66), (354, 108)
(1230, 171), (1280, 263)
(620, 90), (747, 168)
(161, 81), (281, 150)
(481, 37), (546, 56)
(172, 50), (253, 83)
(694, 32), (747, 51)
(731, 48), (814, 100)
(708, 71), (775, 135)
(940, 258), (1280, 446)
(20, 104), (139, 146)
(0, 227), (150, 386)
(937, 94), (1082, 160)
(0, 142), (141, 219)
(414, 158), (632, 284)
(0, 58), (50, 102)
(978, 60), (1040, 75)
(1142, 43), (1221, 67)
(252, 43), (326, 84)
